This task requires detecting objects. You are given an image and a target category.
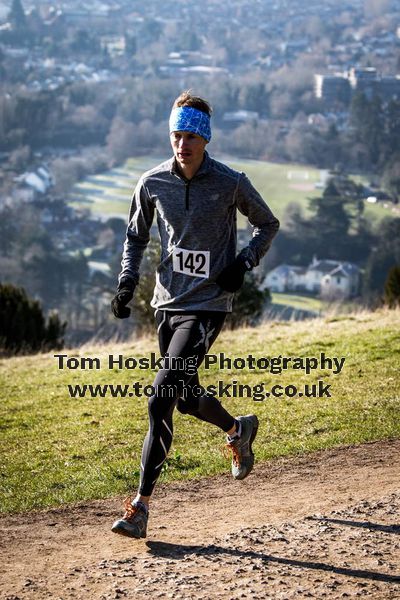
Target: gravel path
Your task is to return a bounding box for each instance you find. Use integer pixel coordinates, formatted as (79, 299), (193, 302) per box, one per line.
(1, 439), (399, 599)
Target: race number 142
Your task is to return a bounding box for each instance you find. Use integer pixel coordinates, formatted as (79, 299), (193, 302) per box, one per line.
(172, 248), (210, 278)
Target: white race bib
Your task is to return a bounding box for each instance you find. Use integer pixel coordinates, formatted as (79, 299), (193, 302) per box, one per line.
(172, 247), (210, 278)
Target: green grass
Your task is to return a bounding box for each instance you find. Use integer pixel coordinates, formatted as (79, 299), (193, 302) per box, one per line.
(1, 308), (399, 513)
(68, 155), (397, 225)
(271, 292), (324, 313)
(70, 156), (322, 225)
(69, 157), (159, 220)
(363, 200), (399, 222)
(269, 292), (359, 317)
(227, 158), (322, 222)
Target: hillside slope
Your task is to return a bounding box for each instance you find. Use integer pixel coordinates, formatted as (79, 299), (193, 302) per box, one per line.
(0, 307), (399, 513)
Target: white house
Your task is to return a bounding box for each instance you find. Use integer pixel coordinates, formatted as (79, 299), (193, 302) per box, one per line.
(320, 263), (360, 299)
(14, 165), (54, 197)
(260, 264), (307, 293)
(304, 259), (341, 294)
(262, 258), (360, 299)
(222, 110), (259, 124)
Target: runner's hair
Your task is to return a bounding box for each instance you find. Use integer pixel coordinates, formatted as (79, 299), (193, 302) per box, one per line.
(172, 90), (212, 117)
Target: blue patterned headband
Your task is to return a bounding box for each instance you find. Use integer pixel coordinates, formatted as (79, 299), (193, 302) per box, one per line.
(169, 106), (211, 142)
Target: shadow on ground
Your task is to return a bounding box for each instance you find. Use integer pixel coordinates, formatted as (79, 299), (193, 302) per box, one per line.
(144, 540), (400, 584)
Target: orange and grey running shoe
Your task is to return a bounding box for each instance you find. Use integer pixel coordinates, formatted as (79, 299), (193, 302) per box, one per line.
(111, 497), (148, 538)
(225, 414), (259, 480)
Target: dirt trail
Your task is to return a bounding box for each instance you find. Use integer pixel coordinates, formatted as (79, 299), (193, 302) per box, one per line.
(1, 439), (400, 600)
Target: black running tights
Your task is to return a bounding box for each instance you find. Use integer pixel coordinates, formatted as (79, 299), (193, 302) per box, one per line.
(138, 311), (235, 496)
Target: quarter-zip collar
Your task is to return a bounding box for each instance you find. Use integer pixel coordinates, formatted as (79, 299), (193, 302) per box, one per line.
(170, 151), (212, 212)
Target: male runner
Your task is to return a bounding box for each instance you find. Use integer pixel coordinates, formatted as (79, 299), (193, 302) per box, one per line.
(110, 91), (280, 538)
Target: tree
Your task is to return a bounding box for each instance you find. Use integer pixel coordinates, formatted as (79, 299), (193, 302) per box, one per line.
(177, 29), (202, 52)
(52, 157), (82, 194)
(0, 283), (66, 354)
(124, 33), (137, 57)
(238, 82), (270, 115)
(386, 100), (400, 157)
(382, 155), (400, 201)
(279, 176), (371, 266)
(0, 207), (17, 256)
(384, 265), (400, 308)
(106, 117), (136, 164)
(105, 217), (126, 250)
(363, 218), (400, 299)
(227, 273), (271, 329)
(63, 252), (90, 329)
(364, 0), (391, 18)
(306, 181), (351, 259)
(8, 0), (26, 30)
(350, 92), (384, 168)
(8, 145), (31, 171)
(139, 18), (163, 45)
(69, 29), (101, 54)
(131, 238), (160, 332)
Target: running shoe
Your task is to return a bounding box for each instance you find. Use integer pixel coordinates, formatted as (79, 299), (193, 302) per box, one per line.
(111, 497), (148, 538)
(225, 414), (259, 480)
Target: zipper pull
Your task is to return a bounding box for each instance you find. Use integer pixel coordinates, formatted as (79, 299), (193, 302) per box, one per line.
(185, 180), (190, 211)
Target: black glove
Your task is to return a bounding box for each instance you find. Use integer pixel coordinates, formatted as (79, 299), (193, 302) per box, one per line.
(111, 278), (136, 319)
(216, 254), (253, 293)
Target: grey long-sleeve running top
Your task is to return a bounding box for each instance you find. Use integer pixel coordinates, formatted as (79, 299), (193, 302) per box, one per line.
(119, 151), (280, 312)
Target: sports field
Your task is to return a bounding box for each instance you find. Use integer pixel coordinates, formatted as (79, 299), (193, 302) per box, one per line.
(69, 156), (394, 226)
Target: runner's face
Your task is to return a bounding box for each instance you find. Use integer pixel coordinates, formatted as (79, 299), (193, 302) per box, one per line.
(170, 131), (207, 167)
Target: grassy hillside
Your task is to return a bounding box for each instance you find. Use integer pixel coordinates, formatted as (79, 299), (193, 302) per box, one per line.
(69, 156), (323, 225)
(69, 156), (395, 226)
(1, 308), (399, 513)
